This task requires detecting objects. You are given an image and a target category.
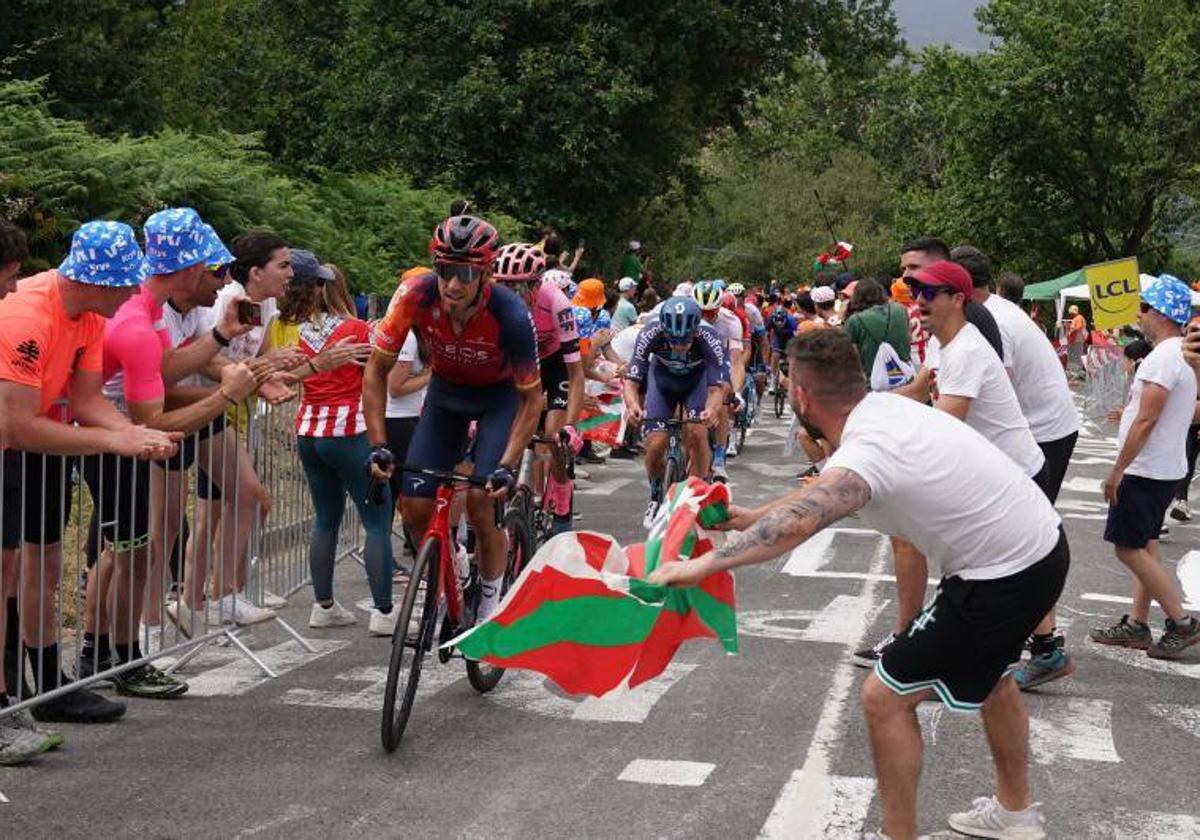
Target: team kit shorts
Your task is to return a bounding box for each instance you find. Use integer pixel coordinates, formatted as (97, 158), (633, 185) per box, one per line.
(641, 364), (708, 435)
(875, 527), (1069, 712)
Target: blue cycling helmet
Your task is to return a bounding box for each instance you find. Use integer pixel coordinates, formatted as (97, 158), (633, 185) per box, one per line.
(659, 296), (702, 340)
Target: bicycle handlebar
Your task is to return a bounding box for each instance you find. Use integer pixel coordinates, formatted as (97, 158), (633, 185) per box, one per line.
(396, 465), (492, 489)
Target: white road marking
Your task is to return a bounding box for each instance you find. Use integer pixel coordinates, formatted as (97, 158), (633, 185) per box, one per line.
(1146, 703), (1200, 740)
(1060, 476), (1102, 494)
(1178, 550), (1200, 607)
(783, 570), (939, 586)
(1029, 698), (1121, 764)
(183, 638), (348, 697)
(236, 805), (320, 838)
(740, 599), (891, 645)
(759, 539), (889, 839)
(1085, 640), (1200, 679)
(0, 791), (8, 804)
(741, 461), (806, 478)
(1110, 809), (1200, 839)
(278, 660), (463, 711)
(781, 528), (882, 576)
(617, 759), (715, 787)
(1082, 592), (1198, 611)
(575, 477), (636, 496)
(483, 662), (695, 723)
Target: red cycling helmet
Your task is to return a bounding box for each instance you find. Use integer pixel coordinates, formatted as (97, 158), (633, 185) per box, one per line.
(429, 215), (500, 265)
(493, 243), (547, 284)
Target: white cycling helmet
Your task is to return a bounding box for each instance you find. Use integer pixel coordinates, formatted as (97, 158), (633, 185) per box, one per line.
(672, 281), (694, 298)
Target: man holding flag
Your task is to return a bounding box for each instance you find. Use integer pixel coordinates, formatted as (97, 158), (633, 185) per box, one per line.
(650, 329), (1068, 840)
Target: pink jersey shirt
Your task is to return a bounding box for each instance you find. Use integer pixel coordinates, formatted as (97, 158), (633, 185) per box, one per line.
(102, 286), (171, 409)
(531, 278), (581, 363)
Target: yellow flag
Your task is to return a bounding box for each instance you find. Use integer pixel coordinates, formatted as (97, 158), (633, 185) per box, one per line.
(1085, 257), (1140, 330)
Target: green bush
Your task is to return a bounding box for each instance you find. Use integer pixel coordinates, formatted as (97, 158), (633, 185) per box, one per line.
(0, 79), (519, 293)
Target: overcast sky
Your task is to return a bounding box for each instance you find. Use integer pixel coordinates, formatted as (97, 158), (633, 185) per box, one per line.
(893, 0), (990, 52)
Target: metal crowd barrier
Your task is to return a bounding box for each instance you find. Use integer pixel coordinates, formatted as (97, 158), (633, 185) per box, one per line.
(0, 397), (364, 719)
(1078, 344), (1127, 423)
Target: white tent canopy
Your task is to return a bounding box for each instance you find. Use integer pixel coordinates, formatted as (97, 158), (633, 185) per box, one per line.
(1056, 274), (1200, 322)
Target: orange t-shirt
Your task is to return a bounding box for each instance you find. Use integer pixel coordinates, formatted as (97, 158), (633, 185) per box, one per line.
(0, 271), (106, 417)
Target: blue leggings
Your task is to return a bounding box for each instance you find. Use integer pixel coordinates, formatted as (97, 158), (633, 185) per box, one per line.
(297, 434), (394, 611)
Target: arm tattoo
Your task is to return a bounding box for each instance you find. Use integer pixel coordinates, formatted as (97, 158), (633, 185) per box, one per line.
(715, 468), (871, 563)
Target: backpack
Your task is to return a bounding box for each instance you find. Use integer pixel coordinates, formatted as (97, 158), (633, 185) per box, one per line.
(863, 305), (915, 392)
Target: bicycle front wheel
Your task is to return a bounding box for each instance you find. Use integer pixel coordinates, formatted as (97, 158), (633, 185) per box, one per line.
(465, 507), (530, 694)
(381, 535), (441, 752)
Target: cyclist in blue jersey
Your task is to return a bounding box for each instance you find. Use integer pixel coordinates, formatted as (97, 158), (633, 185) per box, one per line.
(767, 306), (798, 393)
(624, 297), (728, 527)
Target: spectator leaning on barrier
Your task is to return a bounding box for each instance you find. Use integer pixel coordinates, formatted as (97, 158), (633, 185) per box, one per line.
(186, 231), (299, 629)
(1091, 275), (1200, 659)
(79, 209), (259, 700)
(383, 268), (433, 530)
(0, 222), (178, 751)
(272, 251), (389, 634)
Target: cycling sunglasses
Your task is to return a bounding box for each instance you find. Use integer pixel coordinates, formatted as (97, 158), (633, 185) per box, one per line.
(909, 283), (955, 302)
(435, 261), (485, 285)
(206, 263), (231, 280)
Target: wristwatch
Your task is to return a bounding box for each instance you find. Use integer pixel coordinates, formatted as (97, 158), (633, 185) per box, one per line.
(212, 326), (231, 348)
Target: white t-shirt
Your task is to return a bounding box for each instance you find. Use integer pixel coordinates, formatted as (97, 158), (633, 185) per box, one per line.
(826, 392), (1061, 580)
(936, 323), (1045, 477)
(161, 300), (206, 387)
(610, 325), (644, 364)
(1118, 336), (1198, 480)
(385, 332), (427, 418)
(745, 302), (765, 332)
(983, 295), (1079, 443)
(197, 281), (278, 365)
(710, 309), (744, 354)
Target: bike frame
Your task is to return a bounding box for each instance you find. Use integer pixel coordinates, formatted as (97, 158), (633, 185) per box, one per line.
(422, 483), (465, 627)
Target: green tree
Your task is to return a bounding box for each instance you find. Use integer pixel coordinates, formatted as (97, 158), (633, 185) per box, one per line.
(868, 0), (1200, 278)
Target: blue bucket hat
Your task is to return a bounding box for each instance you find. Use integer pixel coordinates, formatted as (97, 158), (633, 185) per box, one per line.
(198, 223), (234, 269)
(57, 221), (149, 288)
(1140, 273), (1193, 325)
(144, 207), (226, 275)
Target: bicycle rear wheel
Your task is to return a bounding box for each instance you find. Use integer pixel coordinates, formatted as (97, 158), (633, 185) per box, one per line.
(381, 535), (441, 752)
(774, 388), (785, 419)
(464, 507), (529, 693)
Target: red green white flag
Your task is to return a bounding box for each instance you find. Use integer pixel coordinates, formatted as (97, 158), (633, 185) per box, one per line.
(447, 477), (738, 697)
(576, 386), (626, 448)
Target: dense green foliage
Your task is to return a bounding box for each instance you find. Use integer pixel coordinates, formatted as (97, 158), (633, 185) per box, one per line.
(0, 79), (521, 292)
(4, 1), (1200, 287)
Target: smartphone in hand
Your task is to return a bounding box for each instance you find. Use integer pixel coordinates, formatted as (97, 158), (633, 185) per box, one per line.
(237, 300), (263, 326)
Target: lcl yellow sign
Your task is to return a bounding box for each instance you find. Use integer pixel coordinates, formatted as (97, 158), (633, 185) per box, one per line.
(1086, 257), (1140, 330)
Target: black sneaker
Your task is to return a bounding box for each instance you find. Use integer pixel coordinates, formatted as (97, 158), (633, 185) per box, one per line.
(31, 687), (126, 723)
(112, 664), (189, 699)
(1148, 617), (1200, 660)
(76, 649), (113, 682)
(1089, 614), (1152, 650)
(851, 632), (895, 669)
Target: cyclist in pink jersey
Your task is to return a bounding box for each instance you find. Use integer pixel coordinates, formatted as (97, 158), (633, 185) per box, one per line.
(493, 243), (584, 534)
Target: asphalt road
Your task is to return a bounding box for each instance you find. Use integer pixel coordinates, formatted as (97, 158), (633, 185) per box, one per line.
(2, 398), (1199, 839)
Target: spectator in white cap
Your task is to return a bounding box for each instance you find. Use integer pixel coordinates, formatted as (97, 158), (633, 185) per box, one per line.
(811, 285), (837, 324)
(612, 277), (639, 331)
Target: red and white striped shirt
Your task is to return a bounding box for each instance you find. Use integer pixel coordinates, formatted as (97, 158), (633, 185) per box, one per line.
(294, 315), (369, 438)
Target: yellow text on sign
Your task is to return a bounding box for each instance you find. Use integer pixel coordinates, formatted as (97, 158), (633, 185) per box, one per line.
(1085, 258), (1140, 330)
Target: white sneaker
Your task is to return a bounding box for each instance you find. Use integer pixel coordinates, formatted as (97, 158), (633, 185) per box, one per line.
(216, 593), (276, 626)
(166, 599), (201, 638)
(368, 608), (398, 637)
(261, 590), (288, 609)
(726, 438), (739, 458)
(712, 463), (728, 483)
(309, 600), (356, 628)
(643, 499), (659, 530)
(1170, 498), (1192, 522)
(947, 795), (1045, 839)
(477, 579), (504, 624)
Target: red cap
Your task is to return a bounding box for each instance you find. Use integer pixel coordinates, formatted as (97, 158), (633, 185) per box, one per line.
(909, 260), (973, 300)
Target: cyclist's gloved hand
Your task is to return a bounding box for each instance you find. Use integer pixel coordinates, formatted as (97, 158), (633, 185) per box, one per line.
(733, 393), (746, 413)
(560, 424), (584, 455)
(366, 445), (396, 479)
(485, 465), (516, 499)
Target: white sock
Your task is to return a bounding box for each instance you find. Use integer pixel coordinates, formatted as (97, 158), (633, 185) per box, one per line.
(477, 576), (505, 622)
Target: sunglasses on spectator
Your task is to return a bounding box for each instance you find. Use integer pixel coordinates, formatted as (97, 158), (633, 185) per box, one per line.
(435, 262), (485, 284)
(206, 263), (230, 280)
(910, 284), (955, 302)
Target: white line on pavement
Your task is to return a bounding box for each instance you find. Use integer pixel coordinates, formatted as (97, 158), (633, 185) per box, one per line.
(1111, 809), (1200, 839)
(1179, 550), (1200, 608)
(184, 638), (349, 697)
(1146, 703), (1200, 740)
(617, 759), (716, 786)
(1081, 592), (1198, 610)
(482, 662), (696, 723)
(576, 477), (636, 496)
(758, 538), (889, 839)
(1085, 640), (1200, 679)
(783, 569), (940, 586)
(781, 528), (882, 576)
(1029, 698), (1121, 764)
